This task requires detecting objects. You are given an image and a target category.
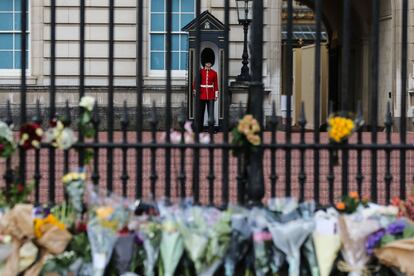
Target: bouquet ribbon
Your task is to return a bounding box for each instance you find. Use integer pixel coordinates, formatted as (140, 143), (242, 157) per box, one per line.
(0, 204), (35, 276)
(337, 260), (372, 276)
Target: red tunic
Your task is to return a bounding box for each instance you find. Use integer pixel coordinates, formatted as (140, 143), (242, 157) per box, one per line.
(193, 68), (219, 100)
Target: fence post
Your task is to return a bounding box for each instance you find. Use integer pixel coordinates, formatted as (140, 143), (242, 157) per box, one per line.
(247, 0), (264, 205)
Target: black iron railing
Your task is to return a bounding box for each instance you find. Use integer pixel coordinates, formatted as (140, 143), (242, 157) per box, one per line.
(1, 0), (413, 207)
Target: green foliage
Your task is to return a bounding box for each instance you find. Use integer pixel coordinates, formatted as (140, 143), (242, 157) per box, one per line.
(0, 178), (33, 208)
(380, 234), (397, 247)
(403, 223), (414, 239)
(69, 232), (92, 263)
(78, 108), (95, 139)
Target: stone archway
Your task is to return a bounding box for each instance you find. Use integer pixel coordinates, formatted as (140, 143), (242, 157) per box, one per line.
(280, 0), (394, 127)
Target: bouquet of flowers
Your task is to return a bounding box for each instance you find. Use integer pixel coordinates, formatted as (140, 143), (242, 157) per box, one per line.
(78, 96), (96, 139)
(392, 196), (414, 221)
(337, 213), (381, 276)
(312, 208), (341, 276)
(43, 118), (76, 150)
(28, 213), (72, 275)
(268, 217), (315, 276)
(136, 219), (162, 276)
(0, 121), (16, 159)
(224, 210), (252, 276)
(19, 122), (43, 150)
(363, 219), (414, 274)
(87, 192), (130, 276)
(327, 113), (362, 165)
(160, 219), (184, 276)
(247, 208), (279, 276)
(0, 204), (35, 275)
(232, 114), (261, 157)
(336, 192), (369, 214)
(62, 169), (87, 217)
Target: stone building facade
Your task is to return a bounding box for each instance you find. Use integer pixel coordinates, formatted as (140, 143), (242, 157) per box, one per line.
(0, 0), (413, 130)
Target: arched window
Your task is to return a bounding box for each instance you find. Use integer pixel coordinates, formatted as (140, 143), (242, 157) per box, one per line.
(149, 0), (194, 73)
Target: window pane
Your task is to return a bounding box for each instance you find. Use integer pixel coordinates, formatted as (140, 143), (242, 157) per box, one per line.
(181, 14), (194, 28)
(151, 0), (164, 12)
(151, 52), (164, 70)
(151, 34), (164, 51)
(172, 35), (179, 51)
(0, 34), (13, 50)
(14, 13), (29, 30)
(0, 0), (13, 11)
(172, 52), (179, 70)
(181, 0), (194, 13)
(180, 52), (188, 70)
(14, 51), (29, 69)
(172, 0), (179, 12)
(14, 0), (29, 12)
(14, 34), (29, 50)
(151, 14), (164, 31)
(0, 14), (13, 30)
(0, 51), (13, 69)
(172, 14), (179, 31)
(180, 35), (188, 51)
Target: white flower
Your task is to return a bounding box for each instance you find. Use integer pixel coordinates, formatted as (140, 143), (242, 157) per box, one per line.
(57, 128), (76, 150)
(170, 131), (182, 144)
(199, 133), (210, 144)
(79, 96), (96, 112)
(0, 121), (13, 143)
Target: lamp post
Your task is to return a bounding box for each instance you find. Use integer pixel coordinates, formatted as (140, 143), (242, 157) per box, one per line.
(236, 0), (252, 82)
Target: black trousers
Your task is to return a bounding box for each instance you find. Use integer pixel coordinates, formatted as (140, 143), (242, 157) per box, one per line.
(198, 100), (214, 131)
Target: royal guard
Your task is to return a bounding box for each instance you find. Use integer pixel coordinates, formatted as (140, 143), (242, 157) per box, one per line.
(193, 48), (219, 131)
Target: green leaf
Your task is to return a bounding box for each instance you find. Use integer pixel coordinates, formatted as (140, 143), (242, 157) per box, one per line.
(380, 234), (396, 246)
(403, 224), (414, 239)
(80, 112), (91, 124)
(83, 148), (94, 165)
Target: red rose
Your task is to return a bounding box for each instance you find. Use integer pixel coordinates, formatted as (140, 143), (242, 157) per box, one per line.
(16, 184), (24, 193)
(76, 222), (87, 233)
(0, 144), (4, 153)
(49, 119), (57, 128)
(118, 226), (130, 236)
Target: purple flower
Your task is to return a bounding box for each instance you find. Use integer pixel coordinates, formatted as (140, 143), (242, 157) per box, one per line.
(134, 232), (144, 245)
(365, 229), (386, 255)
(386, 220), (406, 235)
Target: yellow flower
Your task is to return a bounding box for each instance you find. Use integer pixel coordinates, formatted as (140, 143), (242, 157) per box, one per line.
(35, 128), (43, 137)
(243, 115), (253, 123)
(328, 116), (355, 142)
(163, 221), (177, 233)
(56, 121), (64, 131)
(251, 122), (260, 133)
(31, 140), (40, 148)
(20, 133), (29, 144)
(247, 134), (261, 146)
(96, 206), (114, 219)
(34, 214), (66, 239)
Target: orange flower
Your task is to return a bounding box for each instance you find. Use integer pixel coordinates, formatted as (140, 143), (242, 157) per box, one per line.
(349, 191), (359, 200)
(336, 202), (345, 210)
(391, 197), (401, 206)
